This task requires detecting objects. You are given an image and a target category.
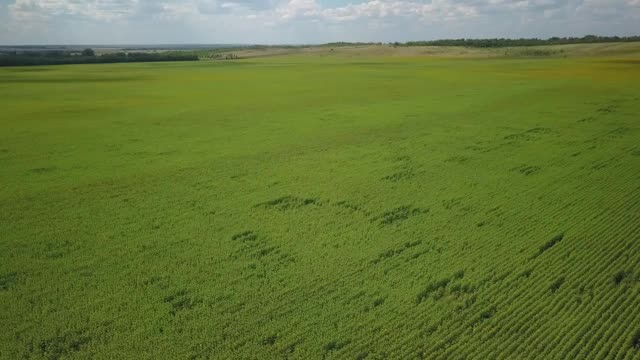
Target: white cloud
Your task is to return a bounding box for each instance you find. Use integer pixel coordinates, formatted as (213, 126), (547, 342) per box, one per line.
(2, 0), (639, 44)
(267, 0), (481, 24)
(275, 0), (320, 20)
(9, 0), (137, 21)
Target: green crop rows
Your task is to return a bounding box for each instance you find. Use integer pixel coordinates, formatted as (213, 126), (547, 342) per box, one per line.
(1, 54), (639, 359)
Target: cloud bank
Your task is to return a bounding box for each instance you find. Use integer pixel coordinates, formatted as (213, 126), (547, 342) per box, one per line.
(1, 0), (638, 44)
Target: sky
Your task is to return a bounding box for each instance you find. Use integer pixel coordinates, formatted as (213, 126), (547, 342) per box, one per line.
(0, 0), (638, 45)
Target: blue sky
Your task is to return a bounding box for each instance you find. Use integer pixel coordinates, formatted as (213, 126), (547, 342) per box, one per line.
(0, 0), (638, 45)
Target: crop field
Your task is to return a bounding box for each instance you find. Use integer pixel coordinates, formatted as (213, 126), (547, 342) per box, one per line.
(1, 48), (640, 359)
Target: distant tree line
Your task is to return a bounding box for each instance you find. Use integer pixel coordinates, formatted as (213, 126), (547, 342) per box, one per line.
(324, 42), (384, 47)
(314, 36), (640, 48)
(0, 49), (199, 67)
(397, 35), (640, 48)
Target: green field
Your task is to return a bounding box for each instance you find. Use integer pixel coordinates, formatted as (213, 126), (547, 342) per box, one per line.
(1, 49), (640, 359)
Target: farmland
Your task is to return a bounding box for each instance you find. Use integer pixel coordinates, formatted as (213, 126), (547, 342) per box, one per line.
(1, 44), (640, 359)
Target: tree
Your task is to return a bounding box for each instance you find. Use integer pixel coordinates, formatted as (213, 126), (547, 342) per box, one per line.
(82, 48), (95, 57)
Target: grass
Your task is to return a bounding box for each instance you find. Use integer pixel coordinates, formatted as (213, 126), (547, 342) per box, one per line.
(1, 46), (640, 359)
